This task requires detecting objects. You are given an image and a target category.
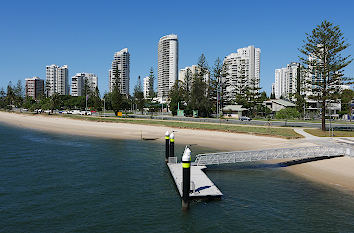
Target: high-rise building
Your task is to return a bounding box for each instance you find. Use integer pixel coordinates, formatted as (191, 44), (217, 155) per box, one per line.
(157, 34), (178, 102)
(25, 77), (44, 100)
(110, 48), (130, 95)
(179, 65), (210, 92)
(71, 73), (98, 97)
(223, 45), (261, 102)
(273, 62), (300, 100)
(143, 76), (151, 99)
(46, 64), (69, 96)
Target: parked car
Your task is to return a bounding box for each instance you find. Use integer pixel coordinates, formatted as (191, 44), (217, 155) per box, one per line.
(239, 116), (252, 121)
(71, 110), (81, 115)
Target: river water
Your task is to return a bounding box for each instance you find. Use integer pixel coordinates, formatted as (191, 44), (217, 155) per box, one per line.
(0, 123), (354, 232)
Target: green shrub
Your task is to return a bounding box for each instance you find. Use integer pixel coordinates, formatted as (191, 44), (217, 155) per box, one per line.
(275, 108), (301, 119)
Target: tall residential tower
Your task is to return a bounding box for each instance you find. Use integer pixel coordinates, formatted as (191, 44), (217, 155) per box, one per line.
(273, 62), (300, 100)
(46, 64), (69, 96)
(25, 77), (44, 100)
(71, 73), (98, 97)
(109, 48), (130, 95)
(223, 45), (261, 103)
(157, 34), (178, 102)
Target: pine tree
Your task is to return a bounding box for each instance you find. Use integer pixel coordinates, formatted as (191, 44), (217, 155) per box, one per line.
(299, 20), (353, 130)
(211, 58), (228, 116)
(188, 54), (212, 117)
(134, 76), (145, 114)
(169, 80), (185, 116)
(148, 67), (155, 99)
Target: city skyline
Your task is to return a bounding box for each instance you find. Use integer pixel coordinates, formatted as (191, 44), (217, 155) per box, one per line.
(1, 0), (353, 95)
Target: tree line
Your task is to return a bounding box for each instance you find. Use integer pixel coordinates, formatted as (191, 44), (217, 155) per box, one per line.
(169, 54), (268, 117)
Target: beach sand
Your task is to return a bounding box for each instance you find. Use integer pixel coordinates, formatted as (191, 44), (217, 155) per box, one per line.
(0, 111), (353, 193)
(286, 157), (354, 193)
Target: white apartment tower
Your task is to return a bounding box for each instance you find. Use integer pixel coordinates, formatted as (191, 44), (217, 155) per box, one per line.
(71, 73), (98, 97)
(157, 34), (178, 102)
(179, 65), (210, 91)
(143, 76), (151, 99)
(273, 62), (300, 100)
(110, 48), (130, 95)
(46, 64), (69, 96)
(223, 45), (261, 102)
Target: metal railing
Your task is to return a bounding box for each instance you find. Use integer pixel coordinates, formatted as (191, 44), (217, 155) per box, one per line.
(194, 146), (353, 166)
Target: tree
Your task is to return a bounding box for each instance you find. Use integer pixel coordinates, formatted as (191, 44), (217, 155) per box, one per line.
(247, 77), (262, 117)
(148, 67), (155, 99)
(50, 93), (61, 112)
(22, 96), (35, 109)
(45, 79), (51, 97)
(89, 86), (102, 111)
(0, 87), (6, 108)
(13, 80), (24, 107)
(275, 108), (301, 119)
(340, 89), (354, 116)
(134, 76), (145, 114)
(188, 54), (212, 117)
(169, 80), (185, 116)
(211, 58), (228, 116)
(111, 85), (123, 116)
(299, 20), (353, 130)
(103, 92), (113, 110)
(6, 82), (15, 108)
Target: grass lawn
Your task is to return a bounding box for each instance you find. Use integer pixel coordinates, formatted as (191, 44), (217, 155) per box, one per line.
(59, 114), (303, 139)
(304, 128), (354, 137)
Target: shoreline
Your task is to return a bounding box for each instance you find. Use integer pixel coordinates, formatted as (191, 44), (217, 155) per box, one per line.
(0, 111), (306, 151)
(0, 111), (353, 193)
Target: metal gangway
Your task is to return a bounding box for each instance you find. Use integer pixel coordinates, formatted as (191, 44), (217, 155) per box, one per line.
(194, 145), (353, 166)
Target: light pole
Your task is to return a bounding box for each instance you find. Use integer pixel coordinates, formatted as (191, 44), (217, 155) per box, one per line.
(303, 101), (306, 121)
(217, 83), (219, 119)
(103, 97), (105, 117)
(85, 87), (88, 111)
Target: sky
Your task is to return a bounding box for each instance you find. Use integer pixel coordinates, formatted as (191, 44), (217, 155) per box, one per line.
(0, 0), (353, 95)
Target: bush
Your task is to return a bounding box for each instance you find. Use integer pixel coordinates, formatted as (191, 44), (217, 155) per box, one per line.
(275, 108), (301, 119)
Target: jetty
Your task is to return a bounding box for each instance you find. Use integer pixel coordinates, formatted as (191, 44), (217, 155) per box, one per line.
(163, 131), (353, 210)
(167, 158), (222, 199)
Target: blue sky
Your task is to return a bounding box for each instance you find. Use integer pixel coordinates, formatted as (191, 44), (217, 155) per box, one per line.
(0, 0), (353, 95)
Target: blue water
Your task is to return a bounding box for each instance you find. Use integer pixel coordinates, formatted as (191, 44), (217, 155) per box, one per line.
(0, 123), (354, 232)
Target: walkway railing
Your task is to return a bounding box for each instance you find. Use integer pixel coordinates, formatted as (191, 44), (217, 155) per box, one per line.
(194, 146), (353, 166)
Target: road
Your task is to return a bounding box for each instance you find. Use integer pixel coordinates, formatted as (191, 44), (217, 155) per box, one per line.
(127, 114), (354, 130)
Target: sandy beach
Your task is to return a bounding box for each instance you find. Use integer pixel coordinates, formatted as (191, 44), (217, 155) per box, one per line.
(0, 111), (353, 193)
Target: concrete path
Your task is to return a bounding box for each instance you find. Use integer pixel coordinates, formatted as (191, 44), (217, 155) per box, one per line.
(293, 128), (320, 140)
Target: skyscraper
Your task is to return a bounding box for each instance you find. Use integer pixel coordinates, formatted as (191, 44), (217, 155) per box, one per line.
(71, 73), (98, 97)
(25, 77), (44, 100)
(179, 65), (210, 91)
(223, 45), (261, 103)
(273, 62), (300, 100)
(46, 64), (69, 96)
(143, 76), (151, 99)
(157, 34), (178, 102)
(110, 48), (130, 95)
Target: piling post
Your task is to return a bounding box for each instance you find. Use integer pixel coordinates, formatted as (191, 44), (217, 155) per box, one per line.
(165, 131), (170, 163)
(170, 133), (175, 158)
(182, 147), (191, 210)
